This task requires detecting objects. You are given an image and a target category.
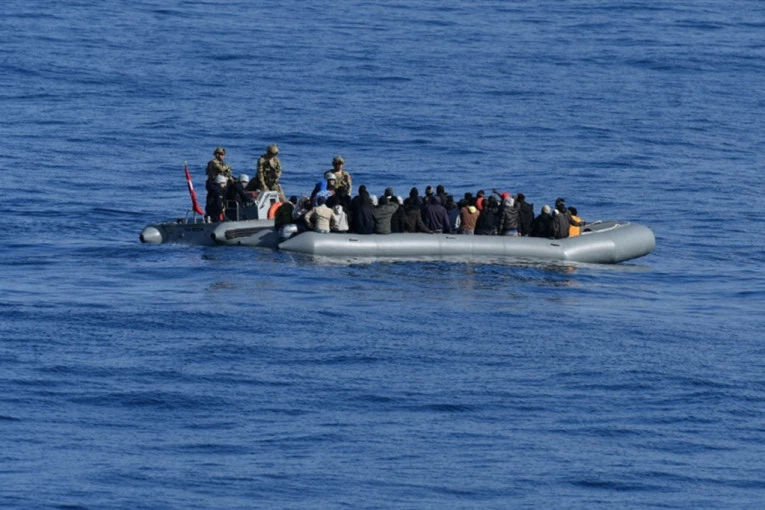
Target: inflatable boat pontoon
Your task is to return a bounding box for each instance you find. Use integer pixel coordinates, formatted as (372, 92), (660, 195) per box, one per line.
(277, 220), (655, 264)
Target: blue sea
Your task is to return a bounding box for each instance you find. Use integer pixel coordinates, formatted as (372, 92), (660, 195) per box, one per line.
(1, 1), (764, 508)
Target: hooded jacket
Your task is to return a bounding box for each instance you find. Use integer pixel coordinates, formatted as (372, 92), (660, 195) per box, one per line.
(423, 196), (452, 233)
(459, 205), (480, 234)
(351, 193), (375, 234)
(372, 199), (399, 235)
(530, 212), (555, 238)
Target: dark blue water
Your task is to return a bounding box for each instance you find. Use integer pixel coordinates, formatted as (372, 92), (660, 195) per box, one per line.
(2, 1), (764, 508)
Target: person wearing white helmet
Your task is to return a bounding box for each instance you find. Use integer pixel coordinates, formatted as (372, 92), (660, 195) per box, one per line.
(225, 174), (253, 219)
(205, 174), (229, 222)
(310, 170), (337, 207)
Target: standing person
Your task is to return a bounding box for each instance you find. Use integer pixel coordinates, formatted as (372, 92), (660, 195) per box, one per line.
(205, 174), (228, 222)
(206, 146), (233, 185)
(329, 156), (352, 195)
(250, 144), (285, 202)
(516, 193), (534, 236)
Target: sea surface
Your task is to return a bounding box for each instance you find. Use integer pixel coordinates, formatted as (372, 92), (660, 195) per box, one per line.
(1, 1), (764, 508)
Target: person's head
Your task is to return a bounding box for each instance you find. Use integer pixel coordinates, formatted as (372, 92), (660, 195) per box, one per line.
(384, 187), (394, 197)
(238, 174), (250, 185)
(436, 185), (445, 195)
(324, 171), (336, 182)
(477, 189), (485, 198)
(316, 195), (326, 206)
(369, 194), (378, 206)
(556, 201), (567, 213)
(289, 195), (298, 205)
(266, 144), (279, 157)
(409, 187), (419, 198)
(332, 155), (344, 169)
(542, 204), (551, 215)
(425, 185), (434, 196)
(516, 193), (525, 203)
(214, 174), (228, 186)
(501, 192), (510, 200)
(214, 146), (226, 159)
(358, 184), (367, 196)
(568, 206), (578, 216)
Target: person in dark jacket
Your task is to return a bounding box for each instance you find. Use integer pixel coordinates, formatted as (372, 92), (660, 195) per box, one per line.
(273, 196), (297, 229)
(516, 193), (534, 236)
(458, 192), (474, 210)
(389, 195), (405, 233)
(498, 194), (519, 235)
(423, 195), (452, 233)
(403, 200), (432, 233)
(475, 196), (500, 235)
(372, 196), (399, 234)
(404, 187), (424, 209)
(552, 199), (570, 239)
(530, 205), (555, 238)
(444, 194), (460, 233)
(205, 174), (228, 222)
(351, 190), (375, 234)
(225, 173), (253, 220)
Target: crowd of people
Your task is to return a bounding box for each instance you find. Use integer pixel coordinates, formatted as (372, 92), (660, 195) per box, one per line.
(203, 145), (585, 239)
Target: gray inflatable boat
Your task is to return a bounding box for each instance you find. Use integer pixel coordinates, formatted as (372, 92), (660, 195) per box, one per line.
(139, 191), (280, 247)
(278, 220), (655, 264)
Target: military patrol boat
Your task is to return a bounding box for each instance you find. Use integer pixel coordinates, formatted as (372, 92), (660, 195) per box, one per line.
(277, 220), (655, 264)
(139, 190), (281, 247)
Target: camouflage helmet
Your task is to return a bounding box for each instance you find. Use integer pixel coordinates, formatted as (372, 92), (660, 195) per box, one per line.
(214, 146), (226, 156)
(266, 144), (279, 155)
(332, 155), (344, 166)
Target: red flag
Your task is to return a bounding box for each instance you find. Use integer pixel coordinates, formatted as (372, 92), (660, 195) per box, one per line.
(184, 162), (205, 216)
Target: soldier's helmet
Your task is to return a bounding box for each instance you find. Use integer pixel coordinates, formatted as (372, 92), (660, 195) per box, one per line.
(324, 171), (337, 180)
(266, 144), (279, 155)
(332, 155), (344, 166)
(214, 146), (226, 155)
(239, 174), (250, 183)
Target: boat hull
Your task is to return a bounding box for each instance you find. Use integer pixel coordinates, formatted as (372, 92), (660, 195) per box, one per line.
(140, 218), (277, 247)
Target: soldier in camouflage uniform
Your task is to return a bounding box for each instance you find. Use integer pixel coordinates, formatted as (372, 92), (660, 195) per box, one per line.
(205, 146), (233, 184)
(249, 144), (285, 202)
(329, 155), (352, 195)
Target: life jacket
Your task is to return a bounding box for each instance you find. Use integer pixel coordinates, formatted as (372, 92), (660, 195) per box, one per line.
(569, 215), (583, 237)
(267, 201), (282, 219)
